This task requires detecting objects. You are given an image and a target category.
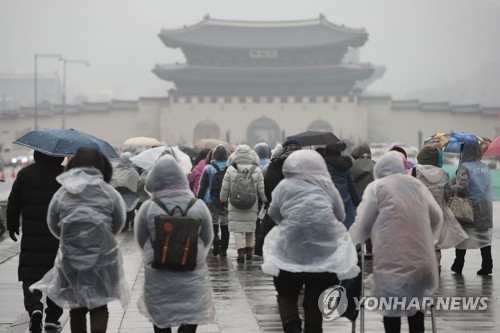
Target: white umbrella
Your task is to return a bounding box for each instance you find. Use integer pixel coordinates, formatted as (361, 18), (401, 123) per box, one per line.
(130, 146), (192, 174)
(123, 136), (161, 147)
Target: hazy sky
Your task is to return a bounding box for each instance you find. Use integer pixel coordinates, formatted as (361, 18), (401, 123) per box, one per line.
(1, 0), (500, 104)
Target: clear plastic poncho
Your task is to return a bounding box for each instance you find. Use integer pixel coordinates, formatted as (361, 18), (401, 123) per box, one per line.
(349, 152), (442, 316)
(262, 149), (360, 280)
(135, 155), (215, 328)
(30, 167), (129, 310)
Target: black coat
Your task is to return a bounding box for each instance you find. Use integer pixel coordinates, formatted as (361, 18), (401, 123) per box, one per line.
(7, 152), (64, 281)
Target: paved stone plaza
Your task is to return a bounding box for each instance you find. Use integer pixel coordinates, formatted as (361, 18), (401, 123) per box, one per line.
(0, 216), (499, 333)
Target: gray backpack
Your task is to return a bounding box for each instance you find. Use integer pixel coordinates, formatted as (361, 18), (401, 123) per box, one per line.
(229, 164), (258, 210)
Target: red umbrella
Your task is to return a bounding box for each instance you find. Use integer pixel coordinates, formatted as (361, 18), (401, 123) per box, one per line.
(483, 136), (500, 156)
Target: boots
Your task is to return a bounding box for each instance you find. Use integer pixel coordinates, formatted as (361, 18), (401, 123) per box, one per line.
(245, 247), (253, 261)
(277, 296), (302, 333)
(477, 246), (493, 275)
(451, 249), (466, 274)
(220, 225), (229, 257)
(237, 248), (245, 263)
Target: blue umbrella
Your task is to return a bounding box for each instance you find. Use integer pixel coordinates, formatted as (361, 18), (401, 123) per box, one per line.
(13, 128), (119, 159)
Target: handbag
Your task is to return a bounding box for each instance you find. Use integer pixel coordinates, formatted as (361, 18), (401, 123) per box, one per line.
(435, 205), (469, 249)
(448, 188), (474, 224)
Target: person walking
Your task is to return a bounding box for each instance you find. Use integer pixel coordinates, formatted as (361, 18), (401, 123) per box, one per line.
(262, 149), (359, 333)
(6, 151), (65, 333)
(451, 142), (493, 275)
(188, 148), (210, 196)
(30, 147), (129, 333)
(110, 152), (140, 232)
(412, 146), (452, 273)
(254, 142), (271, 176)
(324, 141), (361, 229)
(220, 144), (267, 263)
(197, 144), (230, 257)
(135, 154), (214, 333)
(349, 151), (443, 333)
(350, 144), (376, 256)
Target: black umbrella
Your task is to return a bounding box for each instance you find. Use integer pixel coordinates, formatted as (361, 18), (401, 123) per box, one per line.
(285, 131), (340, 146)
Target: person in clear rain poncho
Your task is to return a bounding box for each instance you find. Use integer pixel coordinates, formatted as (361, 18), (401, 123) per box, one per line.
(349, 151), (443, 333)
(451, 141), (493, 275)
(262, 149), (360, 333)
(30, 147), (129, 333)
(134, 155), (214, 333)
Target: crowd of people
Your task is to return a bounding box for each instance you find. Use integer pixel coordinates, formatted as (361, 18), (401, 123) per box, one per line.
(4, 137), (493, 333)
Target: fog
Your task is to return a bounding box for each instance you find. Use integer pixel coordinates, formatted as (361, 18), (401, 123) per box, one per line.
(1, 0), (500, 105)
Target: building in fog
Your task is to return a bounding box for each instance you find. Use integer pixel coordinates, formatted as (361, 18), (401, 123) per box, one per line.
(153, 15), (384, 147)
(0, 16), (499, 149)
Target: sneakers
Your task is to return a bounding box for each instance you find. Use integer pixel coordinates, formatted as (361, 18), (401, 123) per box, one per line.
(44, 321), (62, 330)
(28, 310), (43, 333)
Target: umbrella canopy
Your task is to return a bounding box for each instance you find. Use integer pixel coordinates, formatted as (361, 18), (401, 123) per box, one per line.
(13, 128), (119, 159)
(285, 131), (340, 146)
(483, 136), (500, 156)
(130, 145), (192, 173)
(194, 138), (233, 152)
(123, 136), (161, 147)
(424, 132), (491, 153)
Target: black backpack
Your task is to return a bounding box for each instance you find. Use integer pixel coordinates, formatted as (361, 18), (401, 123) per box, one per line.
(151, 198), (201, 271)
(209, 162), (226, 203)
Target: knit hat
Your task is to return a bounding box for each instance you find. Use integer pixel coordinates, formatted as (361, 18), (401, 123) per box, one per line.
(417, 146), (439, 166)
(351, 144), (371, 159)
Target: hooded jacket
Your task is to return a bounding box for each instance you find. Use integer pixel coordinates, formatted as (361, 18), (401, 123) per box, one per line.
(6, 151), (64, 281)
(220, 145), (267, 232)
(454, 142), (492, 229)
(134, 155), (214, 328)
(262, 150), (359, 279)
(30, 167), (129, 310)
(349, 151), (442, 316)
(324, 153), (360, 229)
(264, 144), (301, 202)
(197, 144), (228, 204)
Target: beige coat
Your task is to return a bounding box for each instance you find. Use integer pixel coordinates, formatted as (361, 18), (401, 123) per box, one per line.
(220, 145), (268, 232)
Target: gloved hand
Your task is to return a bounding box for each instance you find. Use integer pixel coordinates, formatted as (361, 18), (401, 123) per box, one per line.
(9, 229), (19, 242)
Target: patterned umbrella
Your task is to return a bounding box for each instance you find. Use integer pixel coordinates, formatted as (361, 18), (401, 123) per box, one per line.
(13, 128), (119, 159)
(424, 132), (491, 153)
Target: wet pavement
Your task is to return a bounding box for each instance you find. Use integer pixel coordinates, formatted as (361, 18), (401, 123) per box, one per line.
(1, 212), (499, 332)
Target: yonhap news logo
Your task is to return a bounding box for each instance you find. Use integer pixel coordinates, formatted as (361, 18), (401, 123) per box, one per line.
(318, 286), (349, 320)
(319, 286), (489, 321)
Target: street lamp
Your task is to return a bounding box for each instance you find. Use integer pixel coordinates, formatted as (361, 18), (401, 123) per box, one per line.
(61, 59), (90, 129)
(34, 53), (62, 130)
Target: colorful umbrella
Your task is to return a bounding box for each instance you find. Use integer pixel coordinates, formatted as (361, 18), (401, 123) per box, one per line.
(423, 132), (490, 153)
(13, 128), (119, 159)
